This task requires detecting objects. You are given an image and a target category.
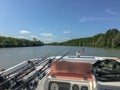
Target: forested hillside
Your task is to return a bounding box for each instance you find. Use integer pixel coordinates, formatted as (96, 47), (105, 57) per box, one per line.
(51, 29), (120, 48)
(0, 36), (44, 47)
(1, 29), (120, 48)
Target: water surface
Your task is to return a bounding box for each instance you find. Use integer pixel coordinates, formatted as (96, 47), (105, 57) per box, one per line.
(0, 46), (120, 68)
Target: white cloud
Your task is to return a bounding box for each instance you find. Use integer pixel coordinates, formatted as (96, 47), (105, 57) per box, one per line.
(18, 36), (24, 38)
(20, 30), (31, 35)
(41, 33), (53, 37)
(44, 38), (53, 41)
(80, 18), (103, 22)
(18, 36), (27, 39)
(106, 8), (119, 14)
(30, 35), (38, 39)
(41, 38), (54, 43)
(63, 30), (71, 34)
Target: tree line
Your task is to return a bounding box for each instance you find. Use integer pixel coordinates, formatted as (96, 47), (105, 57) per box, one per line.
(50, 29), (120, 48)
(0, 36), (44, 47)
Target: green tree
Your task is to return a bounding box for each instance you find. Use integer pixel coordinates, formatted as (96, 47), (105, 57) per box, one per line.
(0, 36), (44, 48)
(112, 33), (120, 48)
(49, 29), (120, 48)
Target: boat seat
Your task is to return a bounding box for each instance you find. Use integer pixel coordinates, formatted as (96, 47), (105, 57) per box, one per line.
(50, 61), (93, 81)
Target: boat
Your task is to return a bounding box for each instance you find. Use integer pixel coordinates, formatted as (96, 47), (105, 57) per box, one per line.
(0, 51), (120, 90)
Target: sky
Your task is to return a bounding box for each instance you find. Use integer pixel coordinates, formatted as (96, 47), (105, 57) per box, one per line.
(0, 0), (120, 43)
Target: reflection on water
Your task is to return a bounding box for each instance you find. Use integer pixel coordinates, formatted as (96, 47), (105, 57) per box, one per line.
(0, 46), (120, 68)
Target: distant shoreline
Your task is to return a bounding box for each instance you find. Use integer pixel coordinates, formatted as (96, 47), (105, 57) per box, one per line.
(49, 29), (120, 49)
(0, 36), (44, 48)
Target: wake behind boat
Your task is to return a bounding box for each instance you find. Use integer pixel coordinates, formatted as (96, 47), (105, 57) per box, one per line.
(0, 51), (120, 90)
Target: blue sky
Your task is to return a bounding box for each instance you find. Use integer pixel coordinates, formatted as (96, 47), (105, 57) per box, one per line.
(0, 0), (120, 43)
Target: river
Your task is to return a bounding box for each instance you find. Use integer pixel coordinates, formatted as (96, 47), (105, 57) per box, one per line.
(0, 46), (120, 69)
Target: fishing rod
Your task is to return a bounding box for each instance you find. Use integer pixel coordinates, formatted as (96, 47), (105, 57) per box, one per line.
(35, 48), (63, 66)
(0, 64), (36, 89)
(38, 47), (73, 74)
(56, 48), (72, 61)
(7, 57), (55, 89)
(37, 47), (72, 72)
(14, 48), (72, 90)
(1, 48), (61, 87)
(0, 47), (72, 90)
(0, 55), (51, 89)
(36, 47), (71, 67)
(13, 57), (55, 90)
(0, 47), (63, 90)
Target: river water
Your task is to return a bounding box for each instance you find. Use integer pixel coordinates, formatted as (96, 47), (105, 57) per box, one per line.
(0, 46), (120, 69)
